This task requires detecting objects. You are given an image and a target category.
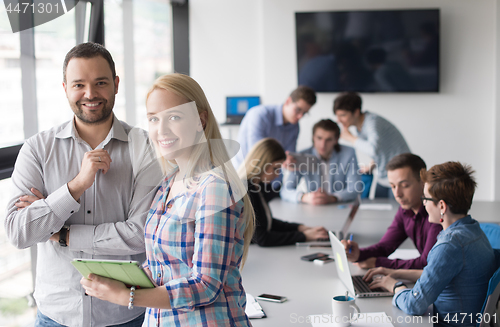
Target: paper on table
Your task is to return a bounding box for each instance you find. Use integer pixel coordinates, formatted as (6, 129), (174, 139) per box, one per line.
(359, 203), (393, 210)
(309, 312), (394, 326)
(245, 293), (266, 319)
(387, 249), (420, 260)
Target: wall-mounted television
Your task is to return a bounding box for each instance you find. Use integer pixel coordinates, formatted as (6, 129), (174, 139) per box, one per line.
(295, 9), (439, 93)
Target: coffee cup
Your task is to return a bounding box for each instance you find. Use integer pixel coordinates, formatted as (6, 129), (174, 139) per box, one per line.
(331, 295), (360, 327)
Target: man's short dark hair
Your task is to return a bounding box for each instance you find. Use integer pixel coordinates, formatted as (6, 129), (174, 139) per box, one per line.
(386, 153), (426, 181)
(312, 119), (341, 153)
(420, 162), (476, 215)
(333, 92), (362, 114)
(63, 42), (116, 83)
(290, 85), (317, 106)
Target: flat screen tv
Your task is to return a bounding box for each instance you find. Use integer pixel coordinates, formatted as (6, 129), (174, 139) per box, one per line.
(295, 9), (439, 93)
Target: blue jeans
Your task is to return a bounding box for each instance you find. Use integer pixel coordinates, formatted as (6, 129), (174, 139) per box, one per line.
(35, 310), (145, 327)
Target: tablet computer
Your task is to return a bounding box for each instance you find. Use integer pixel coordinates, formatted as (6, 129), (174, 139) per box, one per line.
(288, 152), (321, 172)
(71, 259), (155, 289)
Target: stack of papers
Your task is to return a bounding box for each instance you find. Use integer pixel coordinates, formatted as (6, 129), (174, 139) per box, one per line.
(245, 294), (266, 319)
(309, 312), (394, 326)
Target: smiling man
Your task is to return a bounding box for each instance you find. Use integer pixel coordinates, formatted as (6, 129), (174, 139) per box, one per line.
(281, 119), (360, 205)
(341, 153), (442, 269)
(4, 42), (161, 327)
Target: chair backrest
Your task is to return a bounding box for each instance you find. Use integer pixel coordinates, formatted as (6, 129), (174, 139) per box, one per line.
(479, 263), (500, 327)
(481, 223), (500, 249)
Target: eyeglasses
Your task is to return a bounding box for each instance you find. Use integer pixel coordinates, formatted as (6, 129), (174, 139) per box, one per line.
(421, 196), (438, 204)
(294, 104), (309, 117)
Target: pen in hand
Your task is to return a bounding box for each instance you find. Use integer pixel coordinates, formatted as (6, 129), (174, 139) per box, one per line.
(348, 234), (353, 254)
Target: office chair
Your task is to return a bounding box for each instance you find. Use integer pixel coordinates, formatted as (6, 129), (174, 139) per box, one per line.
(481, 223), (500, 249)
(478, 263), (500, 327)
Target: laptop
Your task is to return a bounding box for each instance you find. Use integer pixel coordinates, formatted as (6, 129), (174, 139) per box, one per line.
(336, 194), (361, 240)
(225, 96), (260, 124)
(329, 230), (393, 298)
(296, 194), (361, 247)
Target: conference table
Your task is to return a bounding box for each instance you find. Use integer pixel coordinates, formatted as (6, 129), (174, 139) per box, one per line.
(241, 198), (498, 327)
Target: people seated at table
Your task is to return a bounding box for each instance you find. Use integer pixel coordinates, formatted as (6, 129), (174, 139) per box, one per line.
(281, 119), (360, 205)
(365, 162), (499, 326)
(239, 138), (329, 246)
(342, 153), (442, 269)
(333, 92), (410, 198)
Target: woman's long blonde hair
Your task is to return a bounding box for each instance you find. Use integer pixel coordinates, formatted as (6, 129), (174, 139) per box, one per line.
(146, 73), (255, 266)
(238, 138), (287, 183)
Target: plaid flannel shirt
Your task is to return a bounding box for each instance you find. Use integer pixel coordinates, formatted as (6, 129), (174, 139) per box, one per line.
(143, 169), (251, 327)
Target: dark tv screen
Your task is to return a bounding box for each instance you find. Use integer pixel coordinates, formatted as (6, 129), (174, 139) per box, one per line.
(296, 9), (439, 93)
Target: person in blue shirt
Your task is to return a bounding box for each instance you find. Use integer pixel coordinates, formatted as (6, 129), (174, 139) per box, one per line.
(281, 119), (361, 204)
(365, 161), (498, 327)
(233, 86), (317, 173)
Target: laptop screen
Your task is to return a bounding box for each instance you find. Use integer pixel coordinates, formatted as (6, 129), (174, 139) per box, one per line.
(226, 96), (260, 124)
(339, 194), (361, 239)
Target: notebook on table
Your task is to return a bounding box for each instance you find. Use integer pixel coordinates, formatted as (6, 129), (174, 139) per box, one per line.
(329, 231), (392, 298)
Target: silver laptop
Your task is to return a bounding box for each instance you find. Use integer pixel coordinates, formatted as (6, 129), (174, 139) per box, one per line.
(329, 230), (392, 298)
(296, 195), (361, 247)
(336, 194), (361, 240)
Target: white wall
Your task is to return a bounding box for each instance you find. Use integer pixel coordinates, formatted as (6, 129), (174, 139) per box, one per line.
(190, 0), (498, 201)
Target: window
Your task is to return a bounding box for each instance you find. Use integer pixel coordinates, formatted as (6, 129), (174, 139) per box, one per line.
(0, 1), (174, 325)
(105, 0), (172, 128)
(35, 8), (76, 132)
(0, 7), (24, 147)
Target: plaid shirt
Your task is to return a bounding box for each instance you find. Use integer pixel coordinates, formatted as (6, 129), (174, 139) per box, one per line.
(143, 169), (251, 326)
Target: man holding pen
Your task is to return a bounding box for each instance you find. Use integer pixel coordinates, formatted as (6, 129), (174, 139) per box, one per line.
(341, 153), (441, 269)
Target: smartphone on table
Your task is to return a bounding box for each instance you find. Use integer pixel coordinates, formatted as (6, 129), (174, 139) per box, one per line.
(300, 252), (329, 261)
(256, 293), (287, 303)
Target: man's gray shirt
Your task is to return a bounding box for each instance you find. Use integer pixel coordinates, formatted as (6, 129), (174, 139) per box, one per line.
(4, 115), (162, 327)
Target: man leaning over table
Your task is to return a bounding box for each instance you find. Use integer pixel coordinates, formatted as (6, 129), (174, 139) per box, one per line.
(4, 42), (161, 327)
(281, 119), (361, 205)
(341, 153), (441, 269)
(233, 85), (317, 192)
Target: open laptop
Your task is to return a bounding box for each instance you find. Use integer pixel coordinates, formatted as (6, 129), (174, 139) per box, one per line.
(296, 194), (361, 247)
(329, 230), (392, 298)
(225, 96), (260, 124)
(336, 194), (361, 240)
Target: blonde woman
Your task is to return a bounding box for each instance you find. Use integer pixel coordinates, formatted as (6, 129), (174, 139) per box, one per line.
(81, 73), (255, 326)
(239, 138), (328, 246)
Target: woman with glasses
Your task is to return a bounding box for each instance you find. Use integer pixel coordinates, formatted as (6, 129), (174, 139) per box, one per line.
(364, 162), (498, 326)
(239, 138), (328, 246)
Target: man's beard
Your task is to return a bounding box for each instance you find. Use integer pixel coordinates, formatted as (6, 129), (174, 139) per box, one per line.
(71, 97), (114, 125)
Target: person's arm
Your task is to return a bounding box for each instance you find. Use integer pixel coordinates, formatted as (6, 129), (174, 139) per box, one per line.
(282, 125), (299, 154)
(358, 210), (408, 263)
(392, 243), (461, 315)
(253, 220), (306, 246)
(352, 115), (378, 158)
(244, 111), (270, 155)
(377, 223), (441, 269)
(249, 186), (306, 246)
(280, 170), (304, 203)
(69, 134), (163, 255)
(5, 141), (81, 249)
(332, 148), (361, 202)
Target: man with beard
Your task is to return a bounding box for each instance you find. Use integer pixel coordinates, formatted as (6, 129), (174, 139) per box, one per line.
(4, 42), (161, 327)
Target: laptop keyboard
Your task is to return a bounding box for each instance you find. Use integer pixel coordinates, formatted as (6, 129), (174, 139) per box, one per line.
(352, 275), (385, 293)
